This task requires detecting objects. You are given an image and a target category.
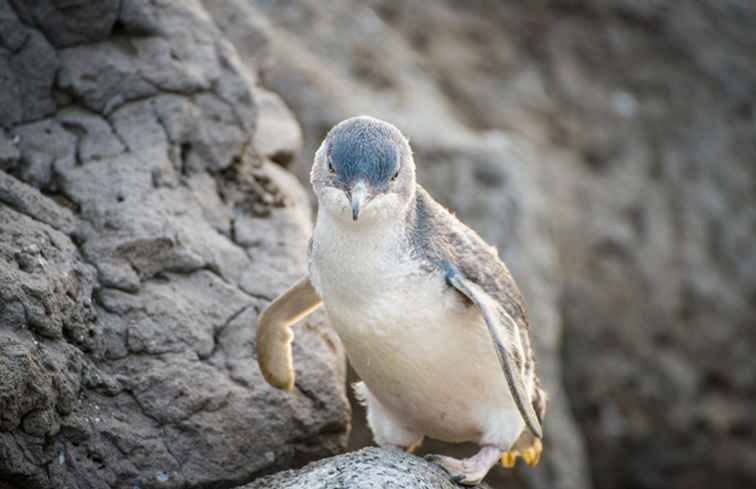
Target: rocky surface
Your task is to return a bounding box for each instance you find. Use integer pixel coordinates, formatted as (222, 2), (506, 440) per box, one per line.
(243, 448), (492, 489)
(0, 2), (348, 489)
(210, 1), (756, 489)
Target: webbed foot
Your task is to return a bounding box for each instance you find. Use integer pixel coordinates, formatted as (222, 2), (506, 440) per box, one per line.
(425, 446), (500, 485)
(382, 437), (423, 454)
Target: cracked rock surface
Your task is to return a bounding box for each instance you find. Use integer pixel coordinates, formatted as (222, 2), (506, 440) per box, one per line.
(242, 448), (493, 489)
(0, 2), (348, 489)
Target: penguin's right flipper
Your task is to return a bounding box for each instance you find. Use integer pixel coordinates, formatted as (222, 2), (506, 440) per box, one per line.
(255, 276), (322, 390)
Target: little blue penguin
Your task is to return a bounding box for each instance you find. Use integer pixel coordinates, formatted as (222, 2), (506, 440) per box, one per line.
(255, 116), (547, 485)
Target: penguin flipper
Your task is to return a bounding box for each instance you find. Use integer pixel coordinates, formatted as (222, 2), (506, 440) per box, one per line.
(443, 264), (543, 439)
(255, 276), (322, 390)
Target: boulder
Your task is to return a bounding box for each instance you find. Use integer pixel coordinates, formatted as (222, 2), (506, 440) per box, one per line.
(243, 447), (493, 489)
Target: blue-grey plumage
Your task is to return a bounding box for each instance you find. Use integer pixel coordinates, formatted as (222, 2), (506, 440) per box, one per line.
(261, 115), (546, 485)
(325, 117), (403, 190)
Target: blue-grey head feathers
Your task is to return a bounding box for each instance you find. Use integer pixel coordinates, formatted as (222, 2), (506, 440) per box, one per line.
(311, 115), (416, 223)
(325, 116), (407, 191)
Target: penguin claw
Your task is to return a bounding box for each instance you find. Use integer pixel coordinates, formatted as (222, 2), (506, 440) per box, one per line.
(521, 449), (539, 466)
(449, 474), (467, 484)
(500, 450), (519, 468)
(425, 447), (500, 486)
(521, 438), (543, 467)
(502, 437), (543, 468)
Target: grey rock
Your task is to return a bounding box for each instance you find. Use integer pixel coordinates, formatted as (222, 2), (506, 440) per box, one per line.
(0, 1), (29, 52)
(236, 164), (312, 298)
(118, 0), (162, 35)
(57, 42), (159, 115)
(252, 87), (303, 166)
(8, 0), (119, 48)
(57, 107), (125, 163)
(244, 447), (493, 489)
(0, 170), (77, 235)
(12, 118), (77, 189)
(0, 206), (96, 434)
(0, 1), (349, 488)
(0, 129), (19, 171)
(0, 2), (58, 127)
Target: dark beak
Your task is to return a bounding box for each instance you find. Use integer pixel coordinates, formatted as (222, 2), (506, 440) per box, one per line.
(350, 180), (369, 221)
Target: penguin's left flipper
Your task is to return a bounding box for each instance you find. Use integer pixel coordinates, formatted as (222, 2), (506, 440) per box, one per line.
(255, 276), (322, 390)
(443, 264), (543, 440)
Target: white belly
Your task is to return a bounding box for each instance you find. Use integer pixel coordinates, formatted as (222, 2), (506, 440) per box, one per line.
(310, 214), (519, 443)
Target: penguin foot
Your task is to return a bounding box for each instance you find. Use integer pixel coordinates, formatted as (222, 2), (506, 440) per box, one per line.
(500, 449), (519, 468)
(426, 445), (501, 485)
(382, 437), (423, 454)
(501, 437), (542, 468)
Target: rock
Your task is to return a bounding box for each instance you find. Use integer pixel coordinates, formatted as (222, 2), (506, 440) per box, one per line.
(0, 1), (349, 488)
(252, 87), (303, 166)
(243, 447), (493, 489)
(12, 119), (77, 190)
(0, 171), (77, 235)
(0, 205), (96, 435)
(57, 107), (126, 163)
(0, 0), (58, 128)
(8, 0), (119, 48)
(0, 129), (19, 171)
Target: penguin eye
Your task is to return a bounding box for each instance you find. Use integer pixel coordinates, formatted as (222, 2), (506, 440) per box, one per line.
(328, 160), (335, 174)
(391, 167), (400, 181)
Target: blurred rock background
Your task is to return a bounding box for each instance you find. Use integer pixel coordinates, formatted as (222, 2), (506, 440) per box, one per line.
(1, 1), (754, 489)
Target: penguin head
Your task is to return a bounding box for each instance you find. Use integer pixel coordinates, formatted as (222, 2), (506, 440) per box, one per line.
(312, 116), (416, 224)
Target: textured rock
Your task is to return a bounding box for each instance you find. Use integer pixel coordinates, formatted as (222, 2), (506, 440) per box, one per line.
(0, 129), (20, 171)
(244, 447), (492, 489)
(0, 1), (349, 489)
(0, 205), (96, 427)
(252, 87), (303, 166)
(9, 0), (119, 48)
(0, 172), (77, 235)
(0, 0), (58, 127)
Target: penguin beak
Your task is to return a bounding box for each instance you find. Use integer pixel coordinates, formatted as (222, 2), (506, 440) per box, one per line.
(350, 180), (369, 221)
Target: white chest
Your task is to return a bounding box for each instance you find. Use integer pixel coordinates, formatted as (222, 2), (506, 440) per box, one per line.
(308, 212), (519, 444)
(309, 213), (452, 332)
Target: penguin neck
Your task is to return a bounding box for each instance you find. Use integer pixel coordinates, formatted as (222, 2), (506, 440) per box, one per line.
(316, 205), (408, 248)
(316, 184), (418, 246)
